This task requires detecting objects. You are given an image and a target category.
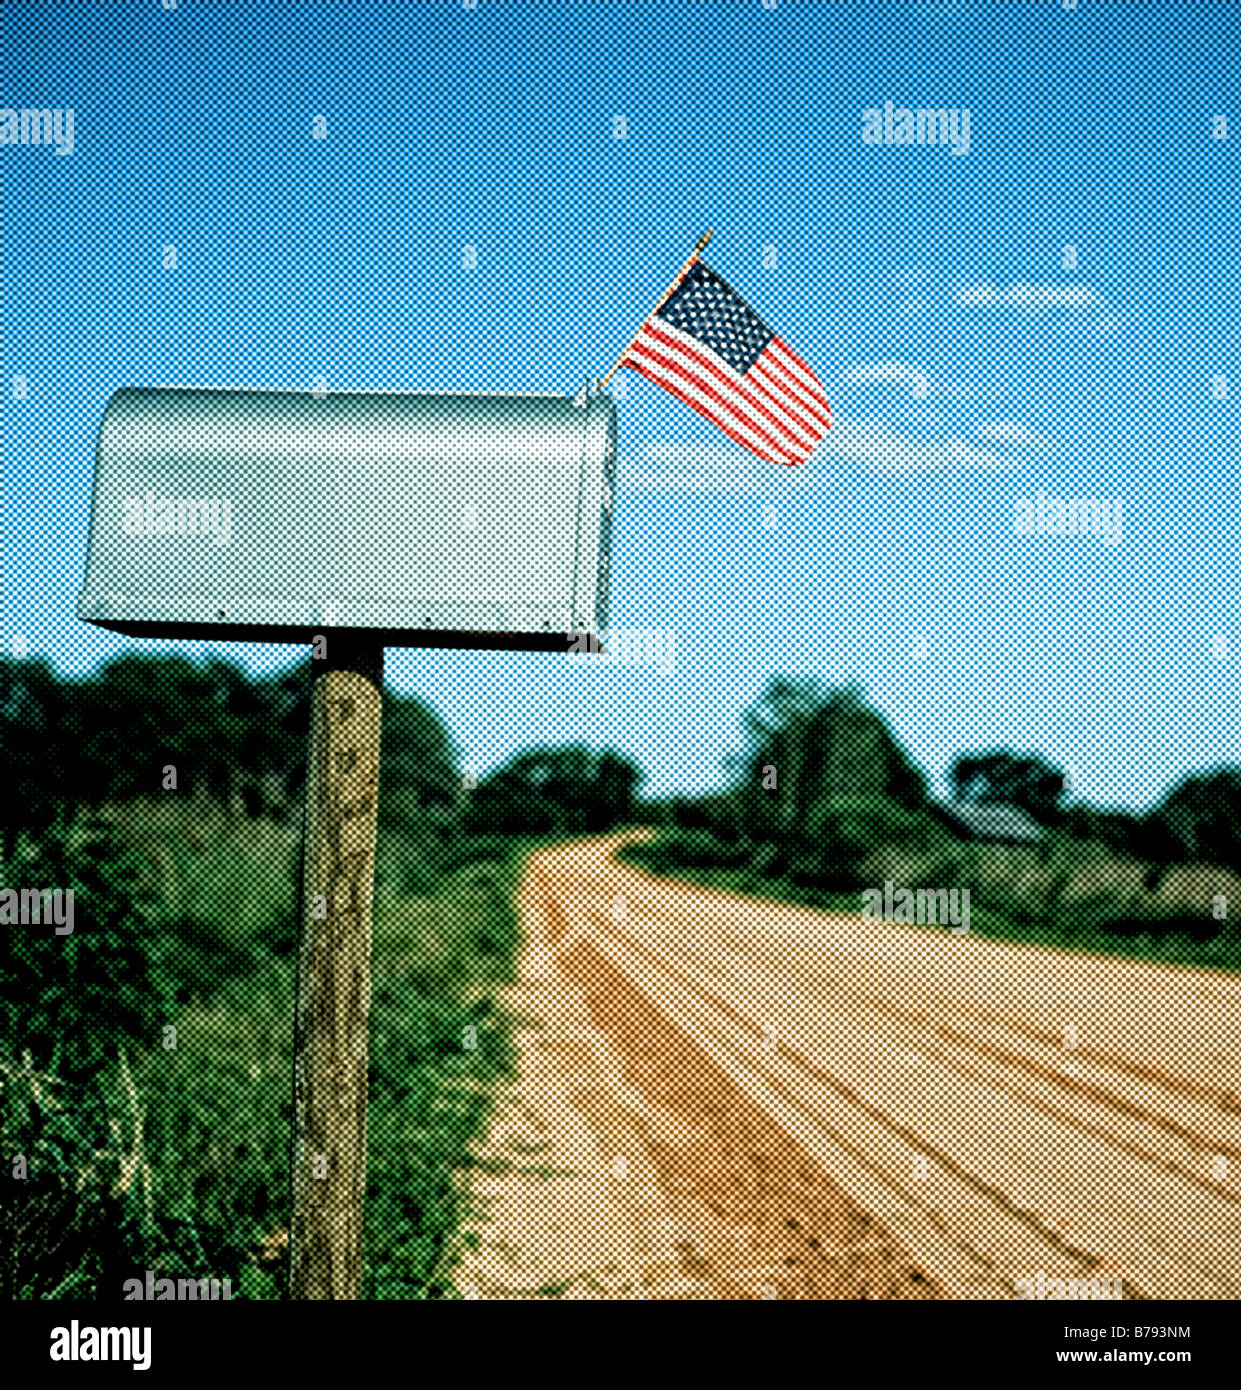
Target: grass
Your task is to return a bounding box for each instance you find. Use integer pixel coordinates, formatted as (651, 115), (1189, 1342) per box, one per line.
(2, 799), (568, 1299)
(617, 829), (1241, 975)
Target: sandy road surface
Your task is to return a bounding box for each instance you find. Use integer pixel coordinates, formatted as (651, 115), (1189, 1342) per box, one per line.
(457, 833), (1241, 1299)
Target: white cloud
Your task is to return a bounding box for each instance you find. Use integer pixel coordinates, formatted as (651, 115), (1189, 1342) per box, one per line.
(843, 360), (930, 398)
(955, 284), (996, 305)
(1006, 282), (1098, 311)
(621, 411), (1024, 489)
(822, 414), (1022, 473)
(955, 282), (1102, 313)
(940, 437), (1022, 470)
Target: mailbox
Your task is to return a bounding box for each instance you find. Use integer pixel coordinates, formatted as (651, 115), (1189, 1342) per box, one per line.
(77, 383), (616, 651)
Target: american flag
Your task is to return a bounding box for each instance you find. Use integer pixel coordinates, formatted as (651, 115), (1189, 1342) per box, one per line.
(618, 258), (831, 466)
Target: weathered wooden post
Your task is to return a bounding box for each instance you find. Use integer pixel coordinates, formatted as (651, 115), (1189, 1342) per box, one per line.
(77, 381), (616, 1298)
(291, 632), (383, 1299)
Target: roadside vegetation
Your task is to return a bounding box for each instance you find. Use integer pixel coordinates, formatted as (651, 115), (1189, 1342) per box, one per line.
(618, 679), (1241, 975)
(0, 796), (555, 1299)
(0, 651), (638, 1300)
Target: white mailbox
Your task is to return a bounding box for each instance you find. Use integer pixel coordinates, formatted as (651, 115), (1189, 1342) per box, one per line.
(77, 383), (616, 651)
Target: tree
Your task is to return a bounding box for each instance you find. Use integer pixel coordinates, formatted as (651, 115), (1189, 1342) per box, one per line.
(591, 751), (643, 831)
(63, 652), (298, 817)
(729, 678), (930, 846)
(0, 655), (83, 859)
(799, 796), (943, 889)
(666, 791), (742, 840)
(950, 750), (1068, 825)
(462, 744), (643, 835)
(1, 650), (465, 861)
(1058, 804), (1181, 863)
(0, 818), (169, 1081)
(1150, 768), (1241, 872)
(372, 687), (462, 844)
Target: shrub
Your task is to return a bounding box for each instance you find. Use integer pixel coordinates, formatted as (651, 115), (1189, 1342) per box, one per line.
(0, 818), (170, 1084)
(0, 1047), (140, 1300)
(620, 830), (750, 875)
(803, 797), (945, 890)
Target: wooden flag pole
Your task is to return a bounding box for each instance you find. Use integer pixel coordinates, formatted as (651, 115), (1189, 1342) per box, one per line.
(599, 229), (713, 390)
(290, 631), (384, 1300)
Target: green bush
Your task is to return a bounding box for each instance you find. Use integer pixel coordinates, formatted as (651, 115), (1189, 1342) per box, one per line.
(2, 797), (540, 1300)
(621, 829), (751, 875)
(801, 797), (944, 890)
(0, 819), (171, 1083)
(147, 850), (297, 1004)
(362, 846), (524, 1298)
(431, 835), (521, 878)
(0, 1048), (145, 1300)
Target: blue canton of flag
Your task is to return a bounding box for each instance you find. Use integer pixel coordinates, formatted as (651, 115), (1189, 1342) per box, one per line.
(619, 259), (831, 465)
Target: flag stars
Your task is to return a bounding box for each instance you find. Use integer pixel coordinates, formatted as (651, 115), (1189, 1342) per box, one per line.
(660, 262), (774, 373)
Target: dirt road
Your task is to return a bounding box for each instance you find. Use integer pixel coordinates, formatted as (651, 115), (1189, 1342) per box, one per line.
(457, 832), (1241, 1299)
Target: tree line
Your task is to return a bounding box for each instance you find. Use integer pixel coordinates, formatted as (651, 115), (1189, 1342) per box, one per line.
(647, 677), (1241, 880)
(0, 651), (643, 861)
(3, 654), (1237, 876)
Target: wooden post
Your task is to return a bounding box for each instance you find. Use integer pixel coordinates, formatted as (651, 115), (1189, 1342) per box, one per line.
(290, 632), (384, 1300)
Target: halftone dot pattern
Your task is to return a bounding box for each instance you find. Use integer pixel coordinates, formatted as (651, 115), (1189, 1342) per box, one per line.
(660, 262), (775, 373)
(1, 0), (1239, 1319)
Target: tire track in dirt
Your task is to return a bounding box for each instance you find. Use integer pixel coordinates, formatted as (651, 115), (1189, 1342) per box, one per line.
(559, 933), (944, 1298)
(530, 833), (1241, 1299)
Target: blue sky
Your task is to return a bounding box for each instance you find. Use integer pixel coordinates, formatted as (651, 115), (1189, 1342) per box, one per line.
(2, 1), (1237, 811)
